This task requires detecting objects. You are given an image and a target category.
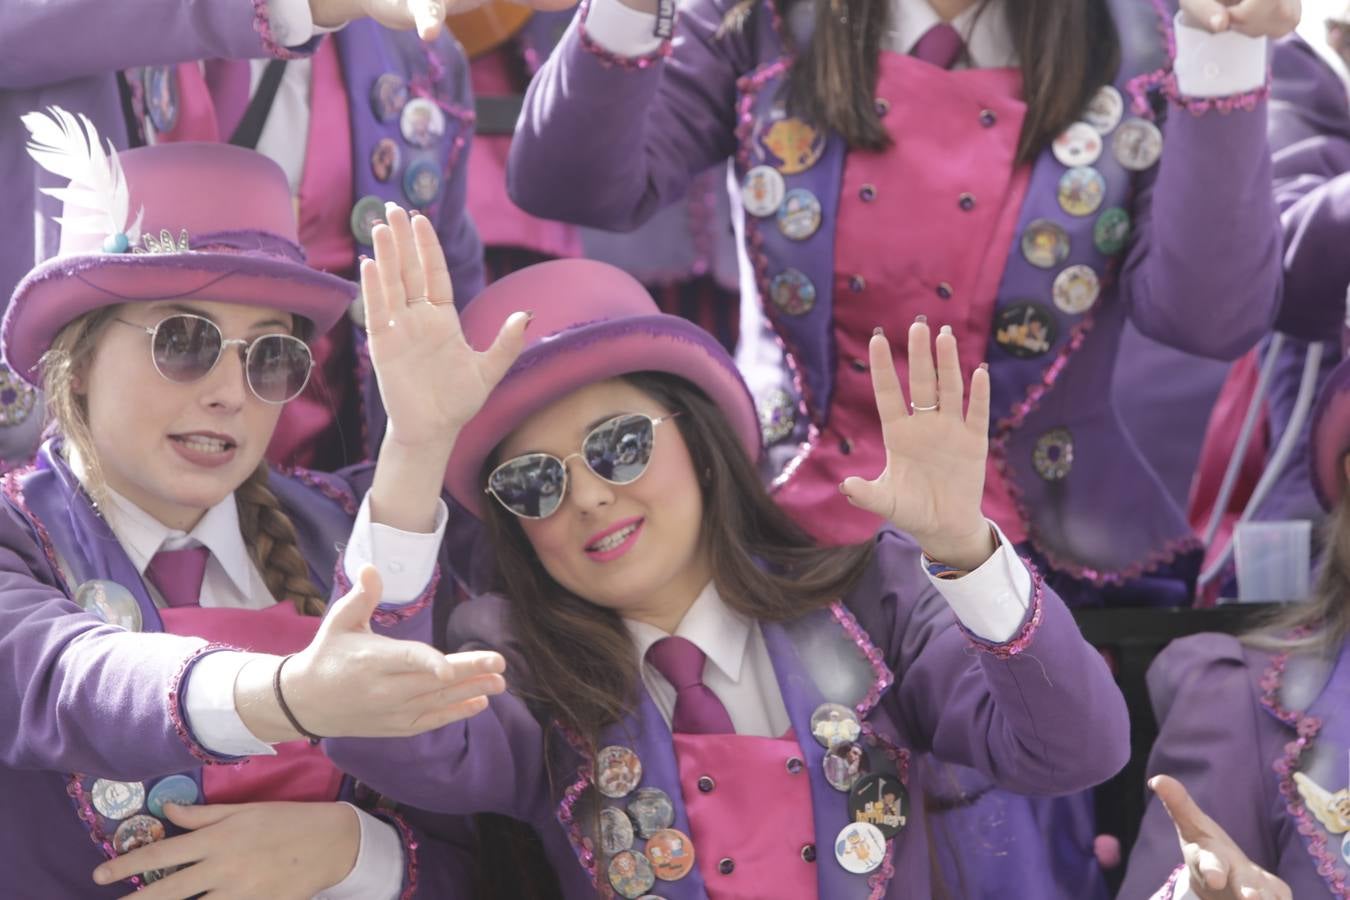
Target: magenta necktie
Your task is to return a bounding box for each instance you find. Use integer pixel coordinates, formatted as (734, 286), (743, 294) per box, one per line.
(203, 58), (252, 141)
(646, 636), (736, 735)
(911, 22), (965, 70)
(145, 546), (210, 609)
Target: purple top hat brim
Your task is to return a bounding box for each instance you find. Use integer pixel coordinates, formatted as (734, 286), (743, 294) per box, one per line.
(1310, 356), (1350, 510)
(446, 313), (763, 519)
(3, 249), (356, 387)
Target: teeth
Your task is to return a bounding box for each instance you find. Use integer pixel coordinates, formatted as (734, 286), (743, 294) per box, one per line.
(179, 436), (228, 454)
(591, 523), (637, 553)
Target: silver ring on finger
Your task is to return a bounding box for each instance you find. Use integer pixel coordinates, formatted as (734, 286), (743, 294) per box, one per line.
(910, 401), (940, 413)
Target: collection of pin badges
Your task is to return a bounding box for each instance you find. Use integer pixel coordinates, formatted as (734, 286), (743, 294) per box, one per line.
(87, 774), (201, 882)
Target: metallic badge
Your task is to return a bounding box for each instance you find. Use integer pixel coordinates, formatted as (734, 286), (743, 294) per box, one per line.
(810, 702), (862, 748)
(1057, 167), (1105, 217)
(370, 73), (409, 123)
(646, 828), (696, 881)
(1084, 85), (1124, 135)
(741, 166), (786, 218)
(769, 269), (816, 317)
(993, 303), (1057, 359)
(403, 159), (442, 208)
(400, 97), (446, 149)
(1033, 428), (1075, 481)
(627, 787), (675, 839)
(758, 389), (797, 445)
(849, 773), (909, 839)
(608, 850), (657, 899)
(142, 67), (180, 134)
(371, 138), (400, 184)
(823, 741), (870, 792)
(600, 806), (635, 855)
(147, 775), (199, 818)
(1093, 207), (1131, 256)
(1342, 832), (1350, 867)
(1020, 219), (1071, 270)
(1052, 265), (1101, 316)
(1293, 772), (1350, 834)
(92, 779), (146, 821)
(1052, 122), (1103, 168)
(596, 746), (643, 799)
(113, 814), (166, 855)
(75, 579), (143, 632)
(834, 821), (887, 874)
(0, 365), (36, 427)
(756, 115), (825, 175)
(350, 195), (387, 246)
(777, 188), (822, 241)
(1113, 118), (1163, 171)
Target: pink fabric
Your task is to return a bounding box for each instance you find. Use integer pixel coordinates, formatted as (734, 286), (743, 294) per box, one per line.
(203, 59), (252, 141)
(159, 603), (345, 804)
(672, 731), (817, 899)
(775, 53), (1031, 545)
(158, 63), (222, 142)
(646, 636), (735, 734)
(145, 546), (210, 608)
(911, 22), (964, 69)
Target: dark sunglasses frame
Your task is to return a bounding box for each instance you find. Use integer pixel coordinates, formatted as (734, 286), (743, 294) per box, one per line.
(485, 411), (681, 520)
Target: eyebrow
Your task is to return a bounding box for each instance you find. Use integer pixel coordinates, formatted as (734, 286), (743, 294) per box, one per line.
(148, 302), (291, 332)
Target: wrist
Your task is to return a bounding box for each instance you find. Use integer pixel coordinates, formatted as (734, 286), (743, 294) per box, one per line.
(235, 655), (302, 744)
(918, 521), (997, 573)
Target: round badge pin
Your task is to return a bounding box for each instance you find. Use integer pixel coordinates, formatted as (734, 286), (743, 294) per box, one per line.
(147, 775), (200, 818)
(1113, 118), (1163, 171)
(91, 779), (146, 821)
(1053, 265), (1101, 316)
(741, 166), (786, 218)
(777, 188), (822, 241)
(370, 73), (409, 123)
(1093, 207), (1131, 256)
(403, 159), (442, 208)
(993, 303), (1058, 360)
(1342, 832), (1350, 867)
(848, 773), (910, 839)
(596, 746), (643, 799)
(113, 814), (166, 855)
(1020, 219), (1071, 270)
(1052, 122), (1103, 169)
(75, 579), (143, 632)
(1057, 167), (1105, 217)
(400, 97), (445, 149)
(1033, 428), (1076, 482)
(350, 195), (387, 247)
(627, 787), (675, 839)
(834, 821), (887, 874)
(810, 702), (862, 748)
(1084, 85), (1124, 135)
(609, 849), (657, 899)
(600, 806), (636, 855)
(0, 365), (36, 427)
(769, 269), (816, 317)
(370, 138), (400, 184)
(755, 115), (825, 174)
(645, 828), (696, 881)
(142, 66), (180, 134)
(823, 741), (871, 792)
(758, 389), (797, 445)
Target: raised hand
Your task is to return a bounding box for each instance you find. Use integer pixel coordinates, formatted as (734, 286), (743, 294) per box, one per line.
(1152, 775), (1292, 900)
(1180, 0), (1299, 37)
(310, 0), (580, 43)
(839, 319), (995, 571)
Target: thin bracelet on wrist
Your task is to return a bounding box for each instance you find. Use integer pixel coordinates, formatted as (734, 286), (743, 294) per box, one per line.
(273, 653), (325, 746)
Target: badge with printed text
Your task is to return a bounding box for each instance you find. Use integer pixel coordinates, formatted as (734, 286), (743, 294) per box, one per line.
(994, 303), (1058, 359)
(596, 746), (643, 799)
(645, 828), (696, 881)
(1057, 167), (1105, 217)
(849, 773), (909, 839)
(147, 775), (199, 818)
(1052, 265), (1101, 316)
(834, 821), (886, 874)
(92, 779), (145, 821)
(1113, 118), (1163, 171)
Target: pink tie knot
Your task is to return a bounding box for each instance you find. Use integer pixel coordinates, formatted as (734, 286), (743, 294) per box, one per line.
(646, 636), (707, 690)
(145, 546), (210, 609)
(912, 22), (965, 70)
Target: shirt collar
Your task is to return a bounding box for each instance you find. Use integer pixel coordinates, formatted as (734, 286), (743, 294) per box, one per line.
(891, 0), (1017, 69)
(625, 582), (752, 684)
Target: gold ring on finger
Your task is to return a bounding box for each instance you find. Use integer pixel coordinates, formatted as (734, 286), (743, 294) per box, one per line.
(910, 402), (940, 413)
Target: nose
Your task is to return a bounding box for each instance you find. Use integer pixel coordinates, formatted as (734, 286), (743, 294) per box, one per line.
(564, 455), (615, 514)
(198, 340), (250, 411)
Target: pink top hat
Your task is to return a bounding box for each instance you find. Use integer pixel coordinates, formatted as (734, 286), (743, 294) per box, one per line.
(444, 259), (761, 517)
(4, 114), (355, 387)
(1310, 314), (1350, 508)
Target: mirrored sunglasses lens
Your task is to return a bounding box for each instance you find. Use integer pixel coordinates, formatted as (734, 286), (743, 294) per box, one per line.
(247, 335), (312, 403)
(584, 415), (655, 484)
(489, 456), (566, 518)
(152, 315), (221, 382)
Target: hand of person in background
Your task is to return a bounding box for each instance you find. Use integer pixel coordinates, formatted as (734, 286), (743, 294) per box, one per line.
(1180, 0), (1299, 37)
(310, 0), (579, 40)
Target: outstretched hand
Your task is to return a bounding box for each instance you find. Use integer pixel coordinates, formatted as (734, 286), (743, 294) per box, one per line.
(310, 0), (580, 41)
(1179, 0), (1298, 37)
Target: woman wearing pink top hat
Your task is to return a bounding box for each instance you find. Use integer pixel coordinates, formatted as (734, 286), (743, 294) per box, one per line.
(319, 204), (1134, 899)
(0, 112), (508, 898)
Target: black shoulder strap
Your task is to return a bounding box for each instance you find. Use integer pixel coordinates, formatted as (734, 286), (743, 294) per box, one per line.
(229, 59), (289, 149)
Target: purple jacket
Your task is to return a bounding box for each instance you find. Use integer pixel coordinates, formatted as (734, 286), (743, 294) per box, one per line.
(0, 442), (472, 898)
(506, 0), (1282, 587)
(327, 529), (1131, 899)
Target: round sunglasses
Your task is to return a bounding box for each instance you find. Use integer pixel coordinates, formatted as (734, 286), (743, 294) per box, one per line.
(115, 313), (314, 404)
(485, 412), (680, 519)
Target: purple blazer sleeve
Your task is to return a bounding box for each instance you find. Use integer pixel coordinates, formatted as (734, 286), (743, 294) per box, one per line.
(1117, 633), (1281, 900)
(507, 0), (746, 230)
(859, 530), (1131, 796)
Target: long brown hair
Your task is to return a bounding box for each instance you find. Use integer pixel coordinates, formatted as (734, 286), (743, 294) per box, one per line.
(745, 0), (1121, 165)
(40, 307), (325, 615)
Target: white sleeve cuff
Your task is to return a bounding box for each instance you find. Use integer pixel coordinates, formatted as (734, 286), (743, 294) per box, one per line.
(923, 520), (1032, 644)
(343, 494), (449, 605)
(1168, 867), (1200, 900)
(584, 0), (666, 57)
(315, 804), (405, 900)
(264, 0), (320, 46)
(182, 651), (279, 757)
(1173, 11), (1267, 98)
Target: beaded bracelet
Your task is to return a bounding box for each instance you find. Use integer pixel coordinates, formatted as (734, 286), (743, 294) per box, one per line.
(273, 653), (324, 746)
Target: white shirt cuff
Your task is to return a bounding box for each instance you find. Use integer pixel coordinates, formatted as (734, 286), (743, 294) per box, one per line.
(1169, 866), (1199, 900)
(923, 520), (1032, 644)
(1173, 11), (1267, 98)
(584, 0), (665, 57)
(316, 804), (405, 900)
(343, 494), (449, 604)
(182, 651), (279, 757)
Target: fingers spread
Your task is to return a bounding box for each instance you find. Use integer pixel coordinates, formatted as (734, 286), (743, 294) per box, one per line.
(966, 364), (991, 439)
(359, 259), (391, 336)
(385, 204), (428, 306)
(480, 311), (531, 389)
(411, 213), (455, 308)
(934, 326), (964, 420)
(906, 318), (938, 412)
(868, 329), (908, 447)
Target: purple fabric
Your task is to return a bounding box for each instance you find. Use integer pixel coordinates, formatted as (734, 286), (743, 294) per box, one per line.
(145, 546), (210, 608)
(911, 22), (963, 69)
(646, 635), (736, 735)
